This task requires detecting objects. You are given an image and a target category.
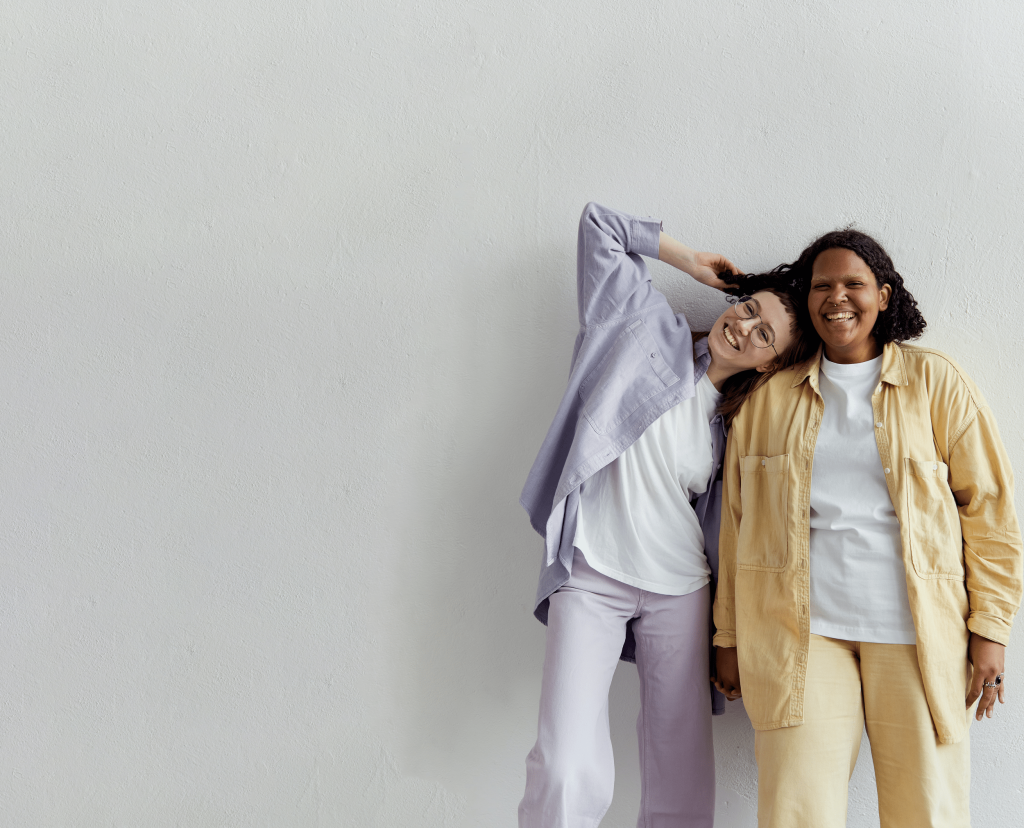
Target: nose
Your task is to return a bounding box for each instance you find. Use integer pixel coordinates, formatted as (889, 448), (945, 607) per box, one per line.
(732, 315), (760, 336)
(827, 285), (847, 306)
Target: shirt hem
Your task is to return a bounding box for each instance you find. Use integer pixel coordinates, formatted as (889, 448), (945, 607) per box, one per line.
(810, 621), (917, 646)
(580, 549), (711, 596)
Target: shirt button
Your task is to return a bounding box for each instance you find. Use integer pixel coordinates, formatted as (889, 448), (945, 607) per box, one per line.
(884, 468), (891, 474)
(875, 422), (883, 428)
(933, 463), (939, 470)
(762, 458), (766, 465)
(650, 352), (656, 358)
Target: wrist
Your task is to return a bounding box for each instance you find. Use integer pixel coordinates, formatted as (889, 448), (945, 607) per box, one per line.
(658, 232), (698, 273)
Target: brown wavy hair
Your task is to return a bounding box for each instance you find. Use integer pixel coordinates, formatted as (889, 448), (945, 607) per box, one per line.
(696, 276), (819, 427)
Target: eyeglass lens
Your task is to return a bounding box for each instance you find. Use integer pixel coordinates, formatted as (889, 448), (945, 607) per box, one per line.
(736, 296), (775, 348)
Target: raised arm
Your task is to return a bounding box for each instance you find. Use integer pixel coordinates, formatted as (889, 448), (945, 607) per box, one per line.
(658, 231), (741, 290)
(576, 202), (740, 326)
(576, 203), (661, 327)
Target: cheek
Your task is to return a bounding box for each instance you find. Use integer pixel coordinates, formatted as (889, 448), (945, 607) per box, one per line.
(745, 348), (777, 371)
(807, 294), (826, 319)
(708, 319), (728, 346)
(707, 329), (729, 360)
(774, 334), (796, 355)
(858, 299), (882, 322)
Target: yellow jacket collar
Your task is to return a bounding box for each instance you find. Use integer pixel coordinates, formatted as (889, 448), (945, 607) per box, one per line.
(791, 342), (909, 389)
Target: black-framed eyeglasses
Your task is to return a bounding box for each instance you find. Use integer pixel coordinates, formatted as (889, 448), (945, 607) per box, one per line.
(731, 295), (779, 358)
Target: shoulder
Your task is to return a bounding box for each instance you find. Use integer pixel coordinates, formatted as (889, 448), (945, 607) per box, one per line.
(896, 344), (984, 408)
(898, 342), (965, 373)
(755, 362), (809, 402)
(728, 362), (807, 436)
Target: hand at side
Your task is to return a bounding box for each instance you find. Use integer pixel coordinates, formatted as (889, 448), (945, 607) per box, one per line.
(967, 632), (1006, 721)
(714, 646), (742, 701)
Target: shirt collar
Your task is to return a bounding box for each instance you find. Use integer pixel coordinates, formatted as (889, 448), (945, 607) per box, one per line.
(791, 341), (908, 390)
(880, 341), (909, 386)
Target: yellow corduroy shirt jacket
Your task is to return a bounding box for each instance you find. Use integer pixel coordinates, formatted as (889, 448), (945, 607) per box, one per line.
(712, 342), (1023, 744)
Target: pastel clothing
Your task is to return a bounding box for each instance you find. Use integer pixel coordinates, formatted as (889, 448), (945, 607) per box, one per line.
(519, 552), (715, 828)
(574, 372), (722, 596)
(521, 203), (727, 697)
(755, 634), (971, 828)
(714, 342), (1023, 744)
(809, 354), (916, 644)
(518, 203), (726, 827)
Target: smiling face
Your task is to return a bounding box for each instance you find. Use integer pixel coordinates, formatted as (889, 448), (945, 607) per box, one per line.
(808, 248), (892, 364)
(707, 289), (796, 379)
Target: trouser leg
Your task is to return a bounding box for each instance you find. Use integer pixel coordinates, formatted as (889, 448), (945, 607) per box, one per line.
(519, 554), (637, 828)
(860, 642), (972, 828)
(754, 634), (865, 828)
(631, 584), (714, 828)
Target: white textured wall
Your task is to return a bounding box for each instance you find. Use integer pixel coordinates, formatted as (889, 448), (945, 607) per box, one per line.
(3, 1), (1023, 826)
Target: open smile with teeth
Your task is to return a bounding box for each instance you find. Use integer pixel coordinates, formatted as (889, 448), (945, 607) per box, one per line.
(825, 311), (855, 321)
(722, 324), (740, 349)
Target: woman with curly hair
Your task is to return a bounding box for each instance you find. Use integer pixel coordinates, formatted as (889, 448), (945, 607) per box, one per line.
(712, 229), (1023, 827)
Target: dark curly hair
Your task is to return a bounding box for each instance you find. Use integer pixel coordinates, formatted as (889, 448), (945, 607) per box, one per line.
(741, 229), (926, 346)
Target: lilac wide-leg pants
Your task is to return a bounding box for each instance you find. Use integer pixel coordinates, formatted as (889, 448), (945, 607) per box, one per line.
(519, 552), (715, 828)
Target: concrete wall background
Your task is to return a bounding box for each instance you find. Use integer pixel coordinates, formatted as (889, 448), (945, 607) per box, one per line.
(3, 1), (1023, 825)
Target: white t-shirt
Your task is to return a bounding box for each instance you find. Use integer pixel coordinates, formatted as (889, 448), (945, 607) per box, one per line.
(573, 372), (721, 596)
(809, 355), (917, 645)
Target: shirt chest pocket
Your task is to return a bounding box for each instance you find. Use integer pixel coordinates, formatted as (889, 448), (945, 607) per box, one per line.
(579, 319), (679, 436)
(737, 454), (790, 571)
(904, 458), (963, 579)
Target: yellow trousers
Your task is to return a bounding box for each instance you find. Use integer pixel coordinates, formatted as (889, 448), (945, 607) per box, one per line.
(754, 634), (971, 828)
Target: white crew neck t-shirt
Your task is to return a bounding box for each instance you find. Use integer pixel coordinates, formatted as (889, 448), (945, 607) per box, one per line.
(572, 371), (721, 596)
(809, 354), (916, 645)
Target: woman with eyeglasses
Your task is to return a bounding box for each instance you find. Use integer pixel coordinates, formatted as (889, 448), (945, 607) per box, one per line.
(517, 203), (816, 828)
(713, 229), (1023, 827)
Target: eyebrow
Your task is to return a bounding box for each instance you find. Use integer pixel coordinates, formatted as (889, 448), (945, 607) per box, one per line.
(746, 299), (776, 337)
(810, 273), (866, 283)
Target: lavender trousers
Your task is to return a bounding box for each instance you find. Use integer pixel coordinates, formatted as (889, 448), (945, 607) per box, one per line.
(519, 552), (715, 828)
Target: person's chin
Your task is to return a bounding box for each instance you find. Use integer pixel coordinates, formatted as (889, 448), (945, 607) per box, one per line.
(823, 332), (859, 351)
